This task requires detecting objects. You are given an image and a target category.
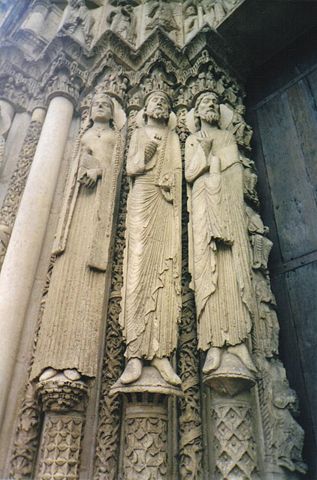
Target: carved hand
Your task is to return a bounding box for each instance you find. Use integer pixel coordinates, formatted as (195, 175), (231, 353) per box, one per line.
(144, 140), (159, 163)
(197, 137), (213, 158)
(78, 168), (101, 189)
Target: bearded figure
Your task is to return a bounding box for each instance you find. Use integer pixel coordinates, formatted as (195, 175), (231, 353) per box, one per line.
(119, 91), (182, 387)
(31, 93), (124, 384)
(185, 92), (256, 392)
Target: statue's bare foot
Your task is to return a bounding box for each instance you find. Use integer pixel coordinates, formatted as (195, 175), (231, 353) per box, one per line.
(202, 347), (221, 374)
(39, 367), (58, 382)
(120, 358), (143, 384)
(64, 369), (81, 381)
(151, 357), (181, 386)
(227, 343), (257, 372)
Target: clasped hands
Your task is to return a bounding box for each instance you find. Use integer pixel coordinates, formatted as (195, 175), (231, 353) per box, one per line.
(78, 151), (102, 188)
(78, 168), (101, 188)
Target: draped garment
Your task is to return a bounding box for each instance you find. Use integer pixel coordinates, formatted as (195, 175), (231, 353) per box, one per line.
(120, 126), (182, 360)
(185, 129), (255, 351)
(31, 127), (122, 380)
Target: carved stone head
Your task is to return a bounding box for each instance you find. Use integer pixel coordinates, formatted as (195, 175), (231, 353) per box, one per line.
(144, 91), (171, 122)
(194, 91), (220, 127)
(90, 93), (114, 124)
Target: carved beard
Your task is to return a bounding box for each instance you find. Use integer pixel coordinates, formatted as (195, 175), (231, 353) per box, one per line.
(199, 110), (220, 125)
(147, 107), (170, 121)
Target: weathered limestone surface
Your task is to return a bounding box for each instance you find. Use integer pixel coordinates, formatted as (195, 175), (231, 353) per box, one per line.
(0, 1), (309, 479)
(0, 95), (74, 428)
(31, 92), (125, 383)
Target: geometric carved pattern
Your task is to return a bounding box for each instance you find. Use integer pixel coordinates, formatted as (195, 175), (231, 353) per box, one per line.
(37, 415), (83, 480)
(212, 400), (258, 480)
(124, 403), (168, 480)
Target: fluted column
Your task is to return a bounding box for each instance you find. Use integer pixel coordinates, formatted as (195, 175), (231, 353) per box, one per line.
(0, 94), (74, 429)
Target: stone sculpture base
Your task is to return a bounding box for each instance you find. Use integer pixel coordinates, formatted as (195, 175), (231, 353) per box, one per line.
(110, 366), (184, 398)
(123, 398), (168, 480)
(111, 366), (182, 479)
(203, 352), (256, 396)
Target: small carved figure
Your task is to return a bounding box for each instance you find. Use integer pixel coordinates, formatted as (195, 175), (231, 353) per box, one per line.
(245, 205), (273, 271)
(146, 0), (180, 34)
(227, 104), (253, 148)
(253, 271), (279, 357)
(241, 154), (259, 206)
(185, 92), (256, 389)
(217, 74), (239, 105)
(119, 91), (182, 387)
(184, 2), (199, 38)
(31, 92), (125, 384)
(262, 359), (307, 475)
(201, 0), (226, 28)
(60, 0), (95, 47)
(107, 4), (137, 45)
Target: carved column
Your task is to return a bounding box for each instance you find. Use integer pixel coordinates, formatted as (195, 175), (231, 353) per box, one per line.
(35, 377), (88, 480)
(210, 392), (258, 480)
(94, 107), (137, 480)
(123, 396), (168, 479)
(111, 367), (183, 480)
(0, 93), (74, 429)
(0, 107), (46, 270)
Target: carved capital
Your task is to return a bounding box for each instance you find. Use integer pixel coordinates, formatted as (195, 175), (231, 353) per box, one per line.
(36, 377), (88, 413)
(42, 54), (87, 107)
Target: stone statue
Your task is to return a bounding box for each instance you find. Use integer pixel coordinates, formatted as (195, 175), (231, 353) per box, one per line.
(201, 0), (226, 28)
(31, 92), (125, 384)
(145, 0), (180, 34)
(184, 2), (199, 38)
(185, 92), (256, 390)
(261, 358), (307, 476)
(107, 3), (137, 45)
(227, 104), (253, 149)
(59, 0), (95, 46)
(119, 91), (182, 386)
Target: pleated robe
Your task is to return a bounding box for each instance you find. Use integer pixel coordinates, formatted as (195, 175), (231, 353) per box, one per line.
(185, 129), (255, 351)
(31, 126), (122, 380)
(120, 125), (182, 360)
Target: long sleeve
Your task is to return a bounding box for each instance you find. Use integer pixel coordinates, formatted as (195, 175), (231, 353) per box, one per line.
(185, 135), (209, 183)
(126, 129), (146, 177)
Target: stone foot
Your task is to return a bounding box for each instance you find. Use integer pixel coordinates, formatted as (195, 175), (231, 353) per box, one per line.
(64, 369), (81, 381)
(202, 346), (222, 375)
(39, 367), (58, 382)
(227, 343), (257, 373)
(151, 357), (181, 386)
(120, 358), (143, 384)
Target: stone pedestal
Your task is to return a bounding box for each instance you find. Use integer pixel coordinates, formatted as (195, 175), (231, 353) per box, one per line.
(111, 366), (183, 479)
(35, 376), (88, 480)
(123, 399), (168, 480)
(210, 392), (259, 480)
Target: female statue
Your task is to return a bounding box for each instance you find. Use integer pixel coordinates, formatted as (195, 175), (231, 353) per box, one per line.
(31, 92), (125, 384)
